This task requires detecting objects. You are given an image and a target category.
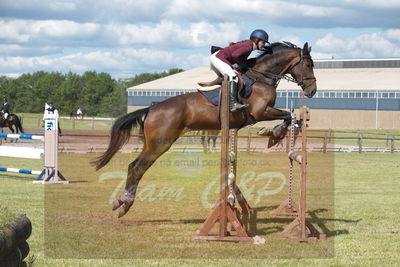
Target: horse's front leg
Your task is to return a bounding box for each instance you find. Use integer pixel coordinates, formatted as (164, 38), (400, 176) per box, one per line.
(252, 106), (291, 124)
(255, 106), (292, 148)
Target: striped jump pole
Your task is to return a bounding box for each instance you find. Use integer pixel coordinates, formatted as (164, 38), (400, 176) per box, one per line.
(0, 134), (43, 174)
(0, 133), (44, 141)
(0, 167), (42, 175)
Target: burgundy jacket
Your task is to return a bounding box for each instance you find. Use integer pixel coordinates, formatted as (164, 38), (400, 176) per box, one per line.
(213, 41), (253, 68)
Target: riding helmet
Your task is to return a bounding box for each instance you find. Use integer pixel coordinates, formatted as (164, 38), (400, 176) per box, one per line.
(250, 29), (269, 43)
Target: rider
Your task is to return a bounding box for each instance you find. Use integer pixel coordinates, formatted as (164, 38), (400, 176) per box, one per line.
(1, 98), (10, 121)
(210, 29), (269, 112)
(46, 102), (56, 114)
(77, 107), (83, 116)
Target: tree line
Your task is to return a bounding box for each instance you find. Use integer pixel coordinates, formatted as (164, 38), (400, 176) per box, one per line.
(0, 68), (183, 117)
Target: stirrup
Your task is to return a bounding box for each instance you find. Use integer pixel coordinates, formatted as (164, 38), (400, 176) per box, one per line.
(230, 98), (248, 112)
(230, 103), (248, 112)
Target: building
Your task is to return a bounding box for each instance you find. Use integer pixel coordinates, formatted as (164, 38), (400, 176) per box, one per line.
(127, 58), (400, 129)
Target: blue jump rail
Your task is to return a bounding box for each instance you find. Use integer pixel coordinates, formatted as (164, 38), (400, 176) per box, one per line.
(0, 167), (42, 175)
(0, 133), (44, 140)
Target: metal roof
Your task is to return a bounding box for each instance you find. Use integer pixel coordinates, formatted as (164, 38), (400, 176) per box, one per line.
(127, 59), (400, 91)
(314, 58), (400, 68)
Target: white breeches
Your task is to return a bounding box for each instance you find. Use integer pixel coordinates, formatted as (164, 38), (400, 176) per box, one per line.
(210, 52), (238, 82)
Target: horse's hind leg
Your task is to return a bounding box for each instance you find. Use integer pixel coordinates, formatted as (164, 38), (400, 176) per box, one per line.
(6, 125), (14, 143)
(212, 138), (216, 151)
(113, 127), (184, 218)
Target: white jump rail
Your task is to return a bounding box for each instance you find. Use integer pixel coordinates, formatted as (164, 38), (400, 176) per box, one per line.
(0, 133), (44, 141)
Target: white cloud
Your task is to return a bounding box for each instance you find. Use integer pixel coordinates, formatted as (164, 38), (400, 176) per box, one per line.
(0, 20), (31, 42)
(342, 0), (400, 8)
(384, 29), (400, 43)
(279, 35), (303, 47)
(0, 47), (206, 77)
(37, 20), (99, 39)
(109, 20), (240, 48)
(0, 0), (399, 77)
(1, 0), (77, 11)
(314, 30), (400, 58)
(0, 19), (99, 43)
(162, 0), (400, 28)
(285, 0), (400, 8)
(1, 27), (399, 77)
(0, 44), (62, 56)
(165, 0), (343, 20)
(0, 19), (241, 49)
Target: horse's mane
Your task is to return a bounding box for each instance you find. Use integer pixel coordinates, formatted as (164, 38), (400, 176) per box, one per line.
(271, 41), (298, 50)
(246, 41), (299, 67)
(259, 41), (298, 57)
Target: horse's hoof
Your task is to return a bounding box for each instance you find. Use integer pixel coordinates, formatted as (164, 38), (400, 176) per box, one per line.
(118, 207), (126, 218)
(112, 199), (123, 211)
(258, 127), (272, 136)
(118, 203), (131, 218)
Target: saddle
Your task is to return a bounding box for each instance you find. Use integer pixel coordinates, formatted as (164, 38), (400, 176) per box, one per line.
(0, 112), (8, 121)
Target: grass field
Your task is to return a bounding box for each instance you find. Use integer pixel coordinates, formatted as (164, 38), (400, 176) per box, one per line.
(1, 151), (399, 266)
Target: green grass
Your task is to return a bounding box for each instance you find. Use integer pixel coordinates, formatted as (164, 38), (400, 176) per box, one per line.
(0, 206), (15, 231)
(1, 152), (399, 266)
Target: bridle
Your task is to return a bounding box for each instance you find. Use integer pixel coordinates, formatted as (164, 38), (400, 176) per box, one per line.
(249, 49), (317, 91)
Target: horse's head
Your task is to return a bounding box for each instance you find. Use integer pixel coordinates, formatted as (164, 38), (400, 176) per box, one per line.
(249, 42), (317, 98)
(287, 42), (317, 98)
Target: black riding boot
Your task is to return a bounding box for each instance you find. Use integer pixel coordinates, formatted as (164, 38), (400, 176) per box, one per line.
(229, 81), (248, 112)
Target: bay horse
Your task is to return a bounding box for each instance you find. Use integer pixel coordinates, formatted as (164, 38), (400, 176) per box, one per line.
(70, 110), (85, 119)
(0, 114), (24, 134)
(93, 42), (317, 218)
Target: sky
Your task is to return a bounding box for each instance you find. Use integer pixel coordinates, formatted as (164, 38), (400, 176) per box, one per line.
(0, 0), (400, 78)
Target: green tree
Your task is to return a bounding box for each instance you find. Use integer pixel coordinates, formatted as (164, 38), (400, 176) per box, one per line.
(0, 68), (184, 117)
(55, 72), (84, 114)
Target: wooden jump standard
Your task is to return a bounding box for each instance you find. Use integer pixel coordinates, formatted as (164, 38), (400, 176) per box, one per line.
(195, 76), (253, 243)
(270, 108), (299, 216)
(273, 106), (326, 242)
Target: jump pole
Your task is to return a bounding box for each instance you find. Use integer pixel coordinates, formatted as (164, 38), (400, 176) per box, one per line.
(275, 106), (325, 242)
(0, 133), (44, 141)
(33, 105), (68, 184)
(195, 76), (252, 243)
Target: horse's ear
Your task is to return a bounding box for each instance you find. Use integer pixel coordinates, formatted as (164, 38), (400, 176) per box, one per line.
(303, 42), (309, 54)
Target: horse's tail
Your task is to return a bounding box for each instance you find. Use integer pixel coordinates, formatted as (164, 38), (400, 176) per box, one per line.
(92, 107), (150, 170)
(15, 115), (24, 133)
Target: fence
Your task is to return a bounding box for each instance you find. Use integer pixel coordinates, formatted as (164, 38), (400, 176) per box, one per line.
(4, 116), (399, 153)
(18, 115), (115, 130)
(82, 128), (400, 154)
